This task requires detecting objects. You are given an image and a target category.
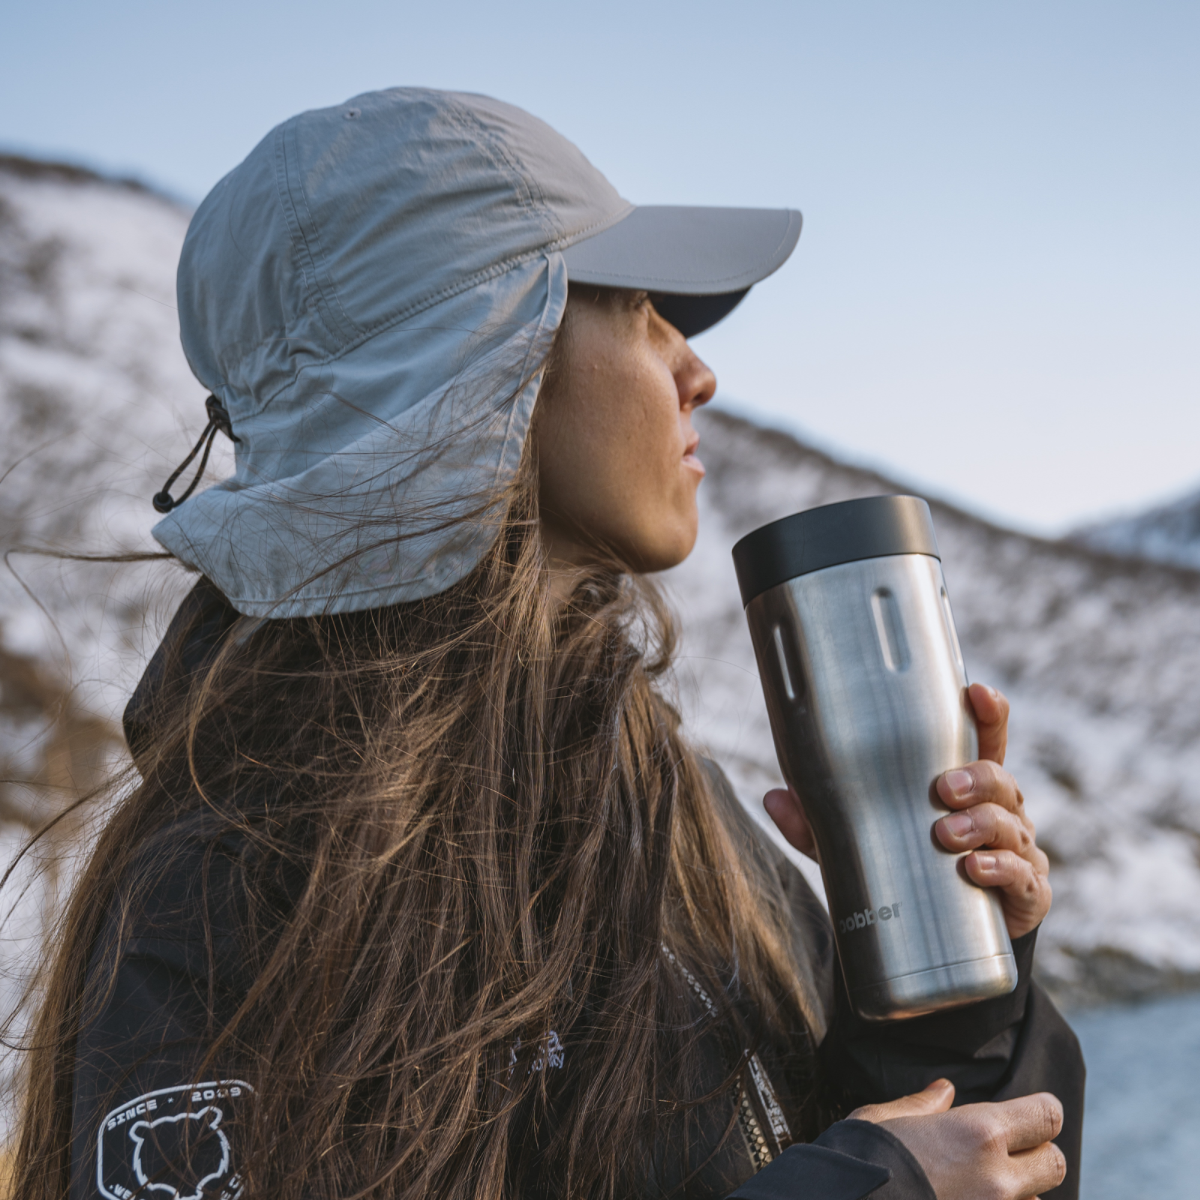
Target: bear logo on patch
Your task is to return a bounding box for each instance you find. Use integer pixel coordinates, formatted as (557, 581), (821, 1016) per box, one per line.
(127, 1106), (229, 1200)
(96, 1081), (252, 1200)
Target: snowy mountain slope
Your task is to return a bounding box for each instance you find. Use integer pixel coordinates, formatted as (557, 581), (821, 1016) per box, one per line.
(1, 153), (1198, 1037)
(1071, 487), (1200, 572)
(664, 411), (1200, 1003)
(0, 155), (223, 817)
(0, 157), (216, 1123)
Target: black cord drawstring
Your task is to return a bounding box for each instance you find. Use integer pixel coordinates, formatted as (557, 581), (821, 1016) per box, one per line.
(152, 395), (241, 514)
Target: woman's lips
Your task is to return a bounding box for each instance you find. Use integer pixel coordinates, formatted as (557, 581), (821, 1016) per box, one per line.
(683, 452), (706, 476)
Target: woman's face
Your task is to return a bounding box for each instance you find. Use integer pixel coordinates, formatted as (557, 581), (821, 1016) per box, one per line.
(532, 288), (717, 573)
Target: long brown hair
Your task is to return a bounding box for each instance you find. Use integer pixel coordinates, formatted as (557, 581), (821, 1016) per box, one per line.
(8, 321), (820, 1200)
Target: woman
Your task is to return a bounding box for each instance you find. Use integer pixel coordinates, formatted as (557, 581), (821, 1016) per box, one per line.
(9, 89), (1082, 1200)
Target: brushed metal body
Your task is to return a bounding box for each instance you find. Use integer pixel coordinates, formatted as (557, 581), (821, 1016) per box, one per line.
(745, 553), (1017, 1020)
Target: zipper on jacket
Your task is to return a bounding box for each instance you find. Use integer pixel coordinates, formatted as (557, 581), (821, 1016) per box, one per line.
(659, 944), (792, 1167)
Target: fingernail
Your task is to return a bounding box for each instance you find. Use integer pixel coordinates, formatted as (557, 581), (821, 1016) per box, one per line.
(973, 853), (997, 871)
(944, 769), (974, 799)
(925, 1077), (952, 1093)
(943, 812), (974, 837)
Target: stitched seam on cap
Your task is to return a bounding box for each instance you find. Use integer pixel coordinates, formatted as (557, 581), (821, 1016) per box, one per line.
(278, 121), (362, 347)
(274, 124), (350, 353)
(455, 97), (559, 239)
(542, 202), (635, 252)
(566, 263), (766, 288)
(289, 145), (364, 344)
(441, 100), (560, 244)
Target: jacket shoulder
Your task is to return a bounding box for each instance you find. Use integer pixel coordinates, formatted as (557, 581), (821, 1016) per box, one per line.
(698, 756), (836, 1035)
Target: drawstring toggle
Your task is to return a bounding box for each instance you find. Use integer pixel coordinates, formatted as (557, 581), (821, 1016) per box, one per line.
(152, 395), (241, 514)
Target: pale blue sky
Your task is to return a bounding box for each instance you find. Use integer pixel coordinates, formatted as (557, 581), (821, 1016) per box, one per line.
(3, 0), (1197, 533)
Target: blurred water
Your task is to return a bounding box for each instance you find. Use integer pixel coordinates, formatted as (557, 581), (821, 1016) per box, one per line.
(1070, 990), (1200, 1199)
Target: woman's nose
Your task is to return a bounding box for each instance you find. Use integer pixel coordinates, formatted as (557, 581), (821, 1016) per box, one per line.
(677, 347), (717, 412)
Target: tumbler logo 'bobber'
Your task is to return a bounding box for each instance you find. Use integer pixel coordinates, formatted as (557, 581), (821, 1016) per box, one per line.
(837, 903), (902, 935)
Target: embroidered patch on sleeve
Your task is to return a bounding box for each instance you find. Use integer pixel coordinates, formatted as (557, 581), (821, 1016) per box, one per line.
(95, 1080), (253, 1200)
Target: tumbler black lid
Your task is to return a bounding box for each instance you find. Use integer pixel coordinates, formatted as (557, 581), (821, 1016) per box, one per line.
(731, 495), (940, 607)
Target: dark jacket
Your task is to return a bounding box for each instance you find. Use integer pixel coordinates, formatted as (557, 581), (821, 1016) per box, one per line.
(72, 583), (1084, 1200)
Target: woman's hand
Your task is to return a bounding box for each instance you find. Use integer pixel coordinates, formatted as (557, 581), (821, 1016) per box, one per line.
(849, 1079), (1067, 1200)
(763, 783), (818, 859)
(932, 683), (1050, 939)
(763, 682), (1051, 939)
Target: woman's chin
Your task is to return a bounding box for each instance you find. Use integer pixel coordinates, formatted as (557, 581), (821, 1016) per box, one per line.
(635, 519), (699, 575)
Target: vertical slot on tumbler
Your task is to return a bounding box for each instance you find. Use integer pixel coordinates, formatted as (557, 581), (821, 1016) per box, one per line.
(772, 624), (796, 701)
(940, 586), (965, 672)
(871, 588), (911, 673)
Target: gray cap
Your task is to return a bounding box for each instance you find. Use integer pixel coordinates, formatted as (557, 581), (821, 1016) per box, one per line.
(154, 88), (803, 616)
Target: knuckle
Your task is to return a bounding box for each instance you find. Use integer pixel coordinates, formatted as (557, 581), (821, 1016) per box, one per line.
(1052, 1143), (1068, 1184)
(987, 767), (1021, 809)
(975, 1171), (1011, 1200)
(984, 761), (1008, 789)
(1000, 852), (1026, 883)
(972, 1113), (1007, 1154)
(988, 801), (1011, 825)
(1035, 1094), (1063, 1138)
(968, 805), (994, 836)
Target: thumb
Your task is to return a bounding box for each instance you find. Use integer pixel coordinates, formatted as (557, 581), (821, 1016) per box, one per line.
(968, 682), (1009, 765)
(763, 787), (817, 858)
(849, 1078), (955, 1124)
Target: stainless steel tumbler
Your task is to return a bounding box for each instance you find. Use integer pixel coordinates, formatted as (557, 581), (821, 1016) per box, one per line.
(732, 495), (1017, 1021)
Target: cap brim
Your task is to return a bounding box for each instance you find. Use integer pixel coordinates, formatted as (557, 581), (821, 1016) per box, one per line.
(560, 205), (801, 336)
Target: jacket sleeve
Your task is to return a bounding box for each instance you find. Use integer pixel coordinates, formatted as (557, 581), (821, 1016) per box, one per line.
(818, 927), (1085, 1200)
(69, 833), (253, 1200)
(727, 1119), (933, 1200)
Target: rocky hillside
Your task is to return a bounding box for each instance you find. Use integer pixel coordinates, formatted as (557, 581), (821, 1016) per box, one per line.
(2, 153), (1199, 1114)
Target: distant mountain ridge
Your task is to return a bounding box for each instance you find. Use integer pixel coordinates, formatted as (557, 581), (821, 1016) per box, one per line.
(0, 152), (161, 195)
(1071, 487), (1200, 572)
(2, 153), (1200, 1076)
